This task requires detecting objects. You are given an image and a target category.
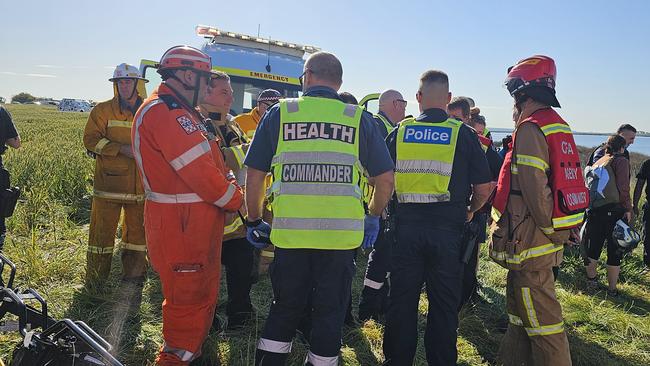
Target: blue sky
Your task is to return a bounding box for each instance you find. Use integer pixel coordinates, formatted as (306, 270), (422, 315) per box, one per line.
(1, 0), (649, 132)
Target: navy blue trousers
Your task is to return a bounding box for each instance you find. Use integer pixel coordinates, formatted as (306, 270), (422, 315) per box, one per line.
(383, 224), (463, 366)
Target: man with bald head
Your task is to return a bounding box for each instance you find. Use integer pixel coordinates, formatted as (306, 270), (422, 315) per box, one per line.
(244, 51), (395, 365)
(382, 70), (493, 365)
(375, 89), (407, 137)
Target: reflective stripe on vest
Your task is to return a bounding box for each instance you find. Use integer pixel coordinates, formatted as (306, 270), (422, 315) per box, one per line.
(227, 145), (247, 168)
(394, 118), (461, 203)
(270, 97), (364, 250)
(491, 109), (587, 230)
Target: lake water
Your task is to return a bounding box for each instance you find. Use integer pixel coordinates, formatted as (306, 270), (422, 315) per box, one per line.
(490, 132), (650, 157)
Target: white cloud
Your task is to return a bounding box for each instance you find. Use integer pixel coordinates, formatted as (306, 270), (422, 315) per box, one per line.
(35, 64), (63, 69)
(0, 71), (57, 78)
(25, 73), (57, 78)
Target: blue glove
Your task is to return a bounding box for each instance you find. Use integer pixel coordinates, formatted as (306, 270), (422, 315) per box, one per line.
(362, 214), (380, 249)
(245, 218), (272, 249)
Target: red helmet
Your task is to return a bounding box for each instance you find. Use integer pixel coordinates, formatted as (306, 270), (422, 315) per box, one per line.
(158, 45), (212, 74)
(505, 55), (557, 97)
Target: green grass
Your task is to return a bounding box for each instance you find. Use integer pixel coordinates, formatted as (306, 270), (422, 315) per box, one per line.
(1, 105), (649, 365)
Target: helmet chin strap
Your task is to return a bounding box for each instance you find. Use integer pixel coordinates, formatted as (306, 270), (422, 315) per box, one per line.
(166, 70), (205, 108)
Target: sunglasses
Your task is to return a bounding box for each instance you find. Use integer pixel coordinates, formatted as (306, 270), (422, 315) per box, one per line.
(299, 69), (314, 87)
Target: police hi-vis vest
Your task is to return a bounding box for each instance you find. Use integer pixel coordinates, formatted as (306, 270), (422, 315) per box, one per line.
(395, 118), (461, 203)
(269, 96), (365, 249)
(492, 108), (589, 231)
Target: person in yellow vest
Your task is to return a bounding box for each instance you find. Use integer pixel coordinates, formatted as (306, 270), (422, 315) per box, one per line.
(83, 64), (148, 287)
(357, 88), (406, 322)
(490, 55), (587, 365)
(382, 70), (493, 365)
(234, 89), (282, 139)
(197, 71), (261, 330)
(245, 51), (395, 365)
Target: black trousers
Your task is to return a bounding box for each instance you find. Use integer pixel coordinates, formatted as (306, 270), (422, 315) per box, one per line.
(358, 225), (392, 320)
(643, 203), (650, 267)
(221, 237), (255, 318)
(383, 224), (463, 366)
(256, 248), (355, 364)
(0, 165), (9, 249)
(586, 206), (625, 266)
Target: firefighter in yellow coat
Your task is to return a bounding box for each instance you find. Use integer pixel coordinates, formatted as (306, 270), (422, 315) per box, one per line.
(83, 63), (148, 287)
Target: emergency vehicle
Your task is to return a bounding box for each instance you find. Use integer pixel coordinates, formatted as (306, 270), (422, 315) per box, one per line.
(140, 25), (320, 115)
(58, 98), (92, 112)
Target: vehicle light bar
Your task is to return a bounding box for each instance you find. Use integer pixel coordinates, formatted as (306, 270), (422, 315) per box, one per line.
(196, 25), (320, 53)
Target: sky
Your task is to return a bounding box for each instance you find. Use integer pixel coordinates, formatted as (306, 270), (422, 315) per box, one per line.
(1, 0), (649, 132)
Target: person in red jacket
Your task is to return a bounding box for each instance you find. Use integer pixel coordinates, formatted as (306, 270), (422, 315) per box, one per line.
(132, 45), (243, 366)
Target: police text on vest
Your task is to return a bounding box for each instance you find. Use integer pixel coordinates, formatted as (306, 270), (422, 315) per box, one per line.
(403, 126), (452, 145)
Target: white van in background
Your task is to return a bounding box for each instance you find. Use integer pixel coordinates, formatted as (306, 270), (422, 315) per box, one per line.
(58, 99), (92, 112)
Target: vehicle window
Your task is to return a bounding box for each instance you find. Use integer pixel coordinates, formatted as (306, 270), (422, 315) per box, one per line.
(142, 65), (162, 97)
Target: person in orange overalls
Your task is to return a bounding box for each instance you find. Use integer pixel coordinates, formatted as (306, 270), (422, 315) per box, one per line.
(132, 46), (243, 365)
(83, 63), (148, 287)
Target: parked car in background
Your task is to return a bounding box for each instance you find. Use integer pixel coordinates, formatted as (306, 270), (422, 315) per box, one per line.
(58, 99), (92, 112)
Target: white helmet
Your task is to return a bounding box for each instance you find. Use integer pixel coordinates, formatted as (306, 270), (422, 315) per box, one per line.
(109, 63), (148, 82)
(612, 219), (641, 256)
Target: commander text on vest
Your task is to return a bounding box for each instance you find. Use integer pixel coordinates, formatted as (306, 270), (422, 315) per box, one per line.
(243, 51), (395, 366)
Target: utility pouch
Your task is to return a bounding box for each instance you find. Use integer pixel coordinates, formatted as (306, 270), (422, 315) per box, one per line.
(0, 187), (20, 218)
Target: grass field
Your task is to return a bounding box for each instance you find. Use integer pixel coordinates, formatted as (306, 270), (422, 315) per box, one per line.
(0, 104), (648, 365)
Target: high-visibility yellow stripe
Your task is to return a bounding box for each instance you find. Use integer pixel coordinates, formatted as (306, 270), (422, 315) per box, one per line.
(120, 241), (147, 252)
(260, 250), (275, 258)
(94, 138), (110, 154)
(540, 123), (572, 136)
(490, 242), (563, 265)
(87, 245), (114, 254)
(224, 216), (243, 235)
(516, 154), (549, 172)
(521, 287), (540, 327)
(552, 212), (584, 229)
(511, 164), (519, 175)
(525, 322), (565, 336)
(93, 190), (144, 202)
(107, 120), (132, 128)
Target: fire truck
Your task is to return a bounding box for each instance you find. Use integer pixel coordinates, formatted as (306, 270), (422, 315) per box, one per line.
(140, 25), (321, 115)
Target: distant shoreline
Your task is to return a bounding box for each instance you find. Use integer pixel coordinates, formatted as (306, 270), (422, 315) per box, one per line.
(489, 128), (649, 137)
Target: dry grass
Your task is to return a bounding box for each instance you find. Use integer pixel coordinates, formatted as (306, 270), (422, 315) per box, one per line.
(0, 105), (648, 365)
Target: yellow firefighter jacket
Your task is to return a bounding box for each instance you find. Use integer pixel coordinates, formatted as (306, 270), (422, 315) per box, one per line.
(83, 89), (144, 203)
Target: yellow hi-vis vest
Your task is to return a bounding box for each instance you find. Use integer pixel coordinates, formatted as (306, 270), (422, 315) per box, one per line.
(395, 118), (461, 203)
(269, 96), (365, 249)
(374, 113), (394, 136)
